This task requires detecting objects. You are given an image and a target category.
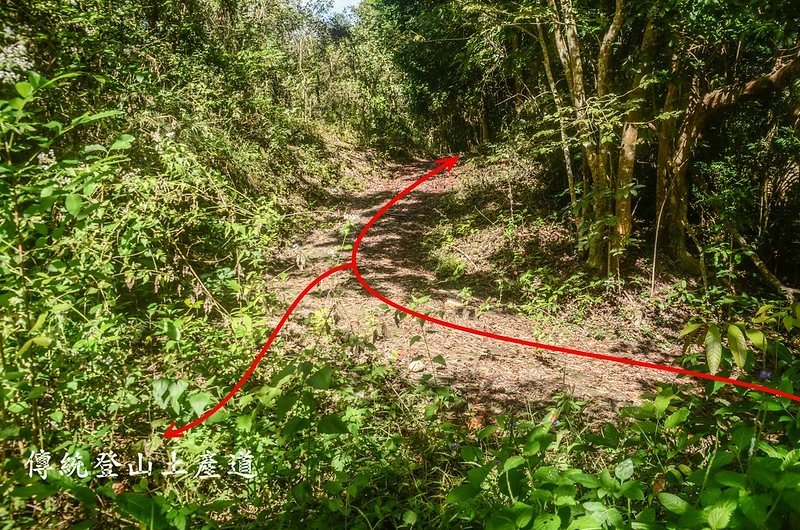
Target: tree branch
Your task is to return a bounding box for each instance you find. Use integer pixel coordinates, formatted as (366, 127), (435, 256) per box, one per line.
(703, 44), (800, 112)
(597, 0), (624, 97)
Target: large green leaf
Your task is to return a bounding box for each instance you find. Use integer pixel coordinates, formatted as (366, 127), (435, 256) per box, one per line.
(11, 484), (58, 499)
(15, 81), (33, 98)
(188, 391), (213, 417)
(65, 194), (83, 217)
(659, 492), (690, 514)
(502, 456), (525, 473)
(533, 513), (561, 530)
(745, 329), (767, 352)
(679, 322), (703, 337)
(307, 366), (334, 389)
(727, 324), (748, 369)
(705, 502), (734, 530)
(318, 413), (349, 434)
(705, 325), (722, 374)
(109, 133), (134, 151)
(614, 459), (634, 481)
(664, 407), (689, 429)
(445, 483), (479, 504)
(738, 494), (770, 525)
(114, 493), (168, 529)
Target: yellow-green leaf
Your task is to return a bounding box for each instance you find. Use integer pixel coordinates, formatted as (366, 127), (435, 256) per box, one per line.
(65, 194), (82, 216)
(32, 336), (53, 347)
(745, 329), (767, 352)
(727, 324), (748, 369)
(15, 81), (33, 98)
(680, 322), (704, 337)
(705, 325), (722, 374)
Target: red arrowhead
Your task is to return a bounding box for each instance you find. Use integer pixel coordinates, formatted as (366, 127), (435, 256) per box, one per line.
(163, 422), (185, 438)
(434, 156), (460, 172)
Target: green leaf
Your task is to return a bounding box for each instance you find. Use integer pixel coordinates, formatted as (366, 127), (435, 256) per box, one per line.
(738, 494), (769, 525)
(163, 320), (180, 341)
(236, 414), (253, 433)
(552, 484), (577, 506)
(168, 380), (188, 400)
(30, 313), (47, 333)
(615, 459), (634, 481)
(27, 71), (44, 89)
(188, 392), (213, 417)
(566, 515), (603, 529)
(503, 456), (525, 473)
(152, 378), (170, 408)
(706, 503), (733, 529)
(533, 513), (561, 530)
(70, 110), (123, 126)
(599, 468), (617, 490)
(732, 424), (754, 453)
(109, 134), (134, 151)
(679, 322), (703, 337)
(602, 423), (619, 446)
(114, 493), (168, 530)
(84, 144), (106, 153)
(65, 194), (83, 217)
(745, 329), (767, 352)
(318, 413), (349, 434)
(467, 462), (493, 487)
(659, 492), (690, 514)
(67, 485), (97, 510)
(705, 325), (723, 374)
(282, 416), (309, 439)
(409, 335), (421, 346)
(445, 483), (479, 504)
(511, 502), (534, 528)
(727, 324), (748, 369)
(653, 389), (673, 417)
(573, 472), (600, 488)
(664, 407), (690, 429)
(15, 81), (33, 98)
(714, 471), (746, 490)
(402, 510), (417, 525)
(43, 121), (63, 132)
(307, 367), (334, 389)
(620, 481), (645, 501)
(11, 484), (58, 499)
(32, 336), (53, 347)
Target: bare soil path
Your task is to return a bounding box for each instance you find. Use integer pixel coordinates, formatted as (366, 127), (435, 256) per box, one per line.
(271, 160), (686, 421)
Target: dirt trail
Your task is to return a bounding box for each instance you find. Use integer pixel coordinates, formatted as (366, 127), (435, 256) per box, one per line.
(272, 161), (684, 419)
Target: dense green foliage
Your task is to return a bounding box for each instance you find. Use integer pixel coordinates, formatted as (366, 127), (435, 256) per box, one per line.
(374, 0), (800, 280)
(2, 0), (800, 528)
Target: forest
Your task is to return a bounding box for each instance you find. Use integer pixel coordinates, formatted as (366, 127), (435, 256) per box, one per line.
(1, 0), (799, 528)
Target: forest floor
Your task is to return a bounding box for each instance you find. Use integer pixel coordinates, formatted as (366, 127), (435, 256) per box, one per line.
(270, 156), (693, 425)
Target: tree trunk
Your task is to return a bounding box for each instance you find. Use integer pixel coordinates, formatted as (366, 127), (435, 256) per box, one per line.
(611, 20), (656, 274)
(535, 22), (581, 239)
(549, 0), (608, 272)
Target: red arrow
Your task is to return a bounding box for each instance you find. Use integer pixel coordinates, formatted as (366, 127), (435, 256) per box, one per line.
(163, 157), (459, 438)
